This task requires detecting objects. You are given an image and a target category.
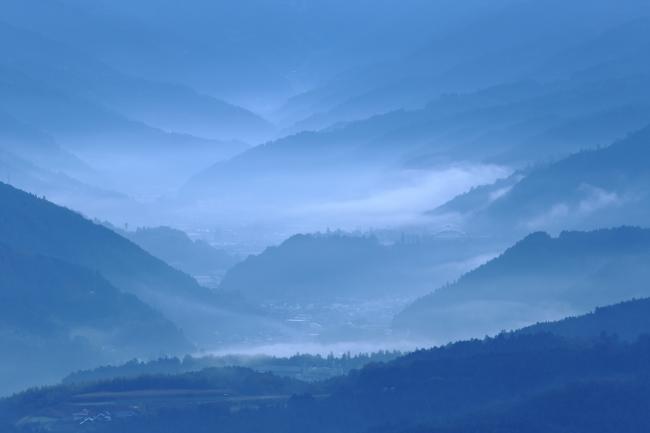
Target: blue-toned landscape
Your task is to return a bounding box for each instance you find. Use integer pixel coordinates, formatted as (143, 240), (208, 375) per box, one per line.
(1, 1), (650, 431)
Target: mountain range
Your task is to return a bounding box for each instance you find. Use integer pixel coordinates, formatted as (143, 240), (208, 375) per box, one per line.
(433, 124), (650, 237)
(181, 43), (650, 231)
(394, 226), (650, 341)
(0, 182), (290, 347)
(0, 242), (190, 394)
(2, 1), (650, 430)
(0, 17), (271, 143)
(16, 0), (511, 113)
(218, 233), (494, 302)
(116, 225), (239, 286)
(280, 0), (650, 131)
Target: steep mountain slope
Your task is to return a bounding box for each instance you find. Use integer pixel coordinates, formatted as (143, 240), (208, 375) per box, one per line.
(0, 110), (87, 176)
(0, 243), (190, 395)
(0, 21), (260, 197)
(394, 227), (650, 341)
(0, 61), (246, 195)
(434, 124), (650, 236)
(0, 149), (142, 224)
(35, 0), (509, 112)
(194, 73), (650, 183)
(0, 183), (284, 345)
(181, 71), (650, 231)
(0, 112), (143, 223)
(280, 1), (650, 130)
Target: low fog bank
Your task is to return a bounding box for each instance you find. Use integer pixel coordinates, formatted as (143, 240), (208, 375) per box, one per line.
(6, 147), (511, 254)
(168, 162), (511, 248)
(287, 164), (510, 230)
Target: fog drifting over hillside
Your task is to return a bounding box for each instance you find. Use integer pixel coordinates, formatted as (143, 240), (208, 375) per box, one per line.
(2, 0), (650, 404)
(171, 163), (510, 239)
(292, 164), (510, 229)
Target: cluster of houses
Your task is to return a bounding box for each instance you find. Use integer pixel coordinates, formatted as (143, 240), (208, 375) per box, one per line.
(72, 407), (137, 425)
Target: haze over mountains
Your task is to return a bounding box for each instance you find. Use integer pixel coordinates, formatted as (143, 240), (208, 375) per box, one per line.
(394, 227), (650, 342)
(2, 0), (650, 431)
(0, 0), (645, 235)
(26, 0), (514, 113)
(0, 242), (190, 394)
(115, 225), (240, 287)
(219, 233), (483, 302)
(0, 183), (291, 350)
(178, 10), (650, 233)
(433, 125), (650, 237)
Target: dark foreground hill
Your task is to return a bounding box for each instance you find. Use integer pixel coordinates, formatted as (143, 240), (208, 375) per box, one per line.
(7, 299), (650, 433)
(518, 297), (650, 342)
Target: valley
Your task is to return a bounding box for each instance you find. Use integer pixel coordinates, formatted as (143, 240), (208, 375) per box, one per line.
(1, 1), (649, 432)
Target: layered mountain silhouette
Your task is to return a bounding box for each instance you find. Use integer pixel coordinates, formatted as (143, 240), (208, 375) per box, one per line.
(7, 306), (650, 432)
(434, 125), (650, 236)
(218, 233), (491, 302)
(394, 227), (650, 341)
(0, 114), (144, 223)
(15, 0), (501, 112)
(0, 183), (286, 346)
(0, 110), (87, 176)
(280, 0), (650, 130)
(182, 72), (650, 226)
(0, 19), (271, 143)
(0, 243), (190, 395)
(116, 226), (239, 285)
(0, 19), (268, 199)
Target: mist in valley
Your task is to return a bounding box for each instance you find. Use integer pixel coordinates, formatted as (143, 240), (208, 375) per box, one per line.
(1, 1), (650, 432)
